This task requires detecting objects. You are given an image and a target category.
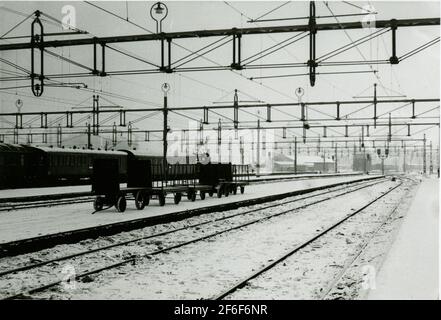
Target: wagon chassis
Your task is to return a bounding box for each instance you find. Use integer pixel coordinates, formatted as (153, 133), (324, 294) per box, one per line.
(92, 161), (249, 213)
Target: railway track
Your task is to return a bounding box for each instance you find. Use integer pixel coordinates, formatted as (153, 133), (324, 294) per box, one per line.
(213, 179), (405, 300)
(318, 176), (418, 300)
(0, 172), (363, 210)
(0, 175), (381, 257)
(1, 177), (389, 299)
(0, 197), (95, 212)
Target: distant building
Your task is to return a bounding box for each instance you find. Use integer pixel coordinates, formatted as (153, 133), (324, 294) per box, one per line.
(272, 153), (334, 173)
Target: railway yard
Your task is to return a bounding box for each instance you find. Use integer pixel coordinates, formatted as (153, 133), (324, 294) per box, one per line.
(0, 173), (437, 300)
(0, 0), (439, 305)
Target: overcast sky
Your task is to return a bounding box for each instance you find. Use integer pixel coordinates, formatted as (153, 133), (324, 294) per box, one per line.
(0, 0), (439, 151)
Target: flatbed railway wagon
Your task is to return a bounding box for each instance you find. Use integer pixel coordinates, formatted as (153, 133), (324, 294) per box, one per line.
(91, 159), (250, 212)
(198, 163), (249, 198)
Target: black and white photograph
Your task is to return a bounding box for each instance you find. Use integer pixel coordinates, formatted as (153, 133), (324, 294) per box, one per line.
(0, 0), (439, 307)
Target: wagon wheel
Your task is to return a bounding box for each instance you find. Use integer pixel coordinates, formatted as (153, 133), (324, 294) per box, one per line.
(174, 193), (182, 204)
(186, 191), (193, 200)
(144, 193), (150, 206)
(115, 195), (127, 212)
(240, 186), (245, 194)
(233, 186), (238, 195)
(200, 191), (206, 200)
(158, 194), (166, 206)
(217, 187), (222, 198)
(190, 191), (197, 202)
(208, 190), (214, 197)
(224, 186), (229, 197)
(93, 196), (104, 211)
(135, 191), (146, 210)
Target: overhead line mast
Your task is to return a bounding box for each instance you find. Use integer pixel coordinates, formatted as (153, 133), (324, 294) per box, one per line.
(0, 2), (439, 96)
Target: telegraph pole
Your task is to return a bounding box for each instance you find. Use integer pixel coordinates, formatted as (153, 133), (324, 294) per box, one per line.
(403, 141), (406, 173)
(294, 136), (297, 174)
(334, 142), (338, 173)
(257, 119), (260, 176)
(240, 136), (244, 165)
(430, 140), (433, 174)
(87, 123), (91, 149)
(92, 95), (100, 135)
(436, 144), (440, 178)
(363, 145), (367, 174)
(162, 83), (170, 182)
(423, 134), (427, 174)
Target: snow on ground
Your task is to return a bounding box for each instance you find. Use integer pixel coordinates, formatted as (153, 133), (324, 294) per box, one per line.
(367, 177), (439, 300)
(0, 180), (376, 298)
(0, 179), (377, 298)
(0, 175), (376, 243)
(0, 172), (361, 200)
(28, 180), (395, 299)
(227, 179), (415, 300)
(0, 184), (94, 200)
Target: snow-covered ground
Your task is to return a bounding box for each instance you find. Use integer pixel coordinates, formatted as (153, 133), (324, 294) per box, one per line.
(11, 179), (397, 299)
(0, 175), (377, 243)
(0, 172), (361, 200)
(0, 184), (93, 200)
(367, 177), (439, 300)
(1, 176), (435, 300)
(0, 180), (380, 299)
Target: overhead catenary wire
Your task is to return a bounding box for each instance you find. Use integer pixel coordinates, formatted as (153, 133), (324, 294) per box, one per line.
(249, 70), (376, 80)
(0, 11), (35, 39)
(342, 1), (376, 14)
(2, 2), (436, 149)
(249, 1), (292, 22)
(173, 37), (233, 69)
(243, 32), (309, 66)
(316, 28), (390, 63)
(82, 1), (311, 133)
(105, 45), (160, 68)
(323, 1), (387, 88)
(398, 37), (440, 62)
(248, 12), (378, 23)
(43, 49), (95, 72)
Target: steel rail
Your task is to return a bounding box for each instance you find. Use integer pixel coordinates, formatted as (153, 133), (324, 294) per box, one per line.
(318, 178), (414, 299)
(214, 180), (404, 300)
(3, 177), (387, 299)
(0, 197), (94, 212)
(0, 178), (381, 278)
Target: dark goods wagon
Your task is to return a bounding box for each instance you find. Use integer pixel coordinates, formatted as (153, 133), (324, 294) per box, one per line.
(91, 160), (250, 213)
(0, 143), (46, 189)
(198, 163), (249, 198)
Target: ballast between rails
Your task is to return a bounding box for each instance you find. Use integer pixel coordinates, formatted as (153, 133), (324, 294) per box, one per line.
(214, 179), (404, 300)
(0, 175), (383, 258)
(1, 177), (389, 300)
